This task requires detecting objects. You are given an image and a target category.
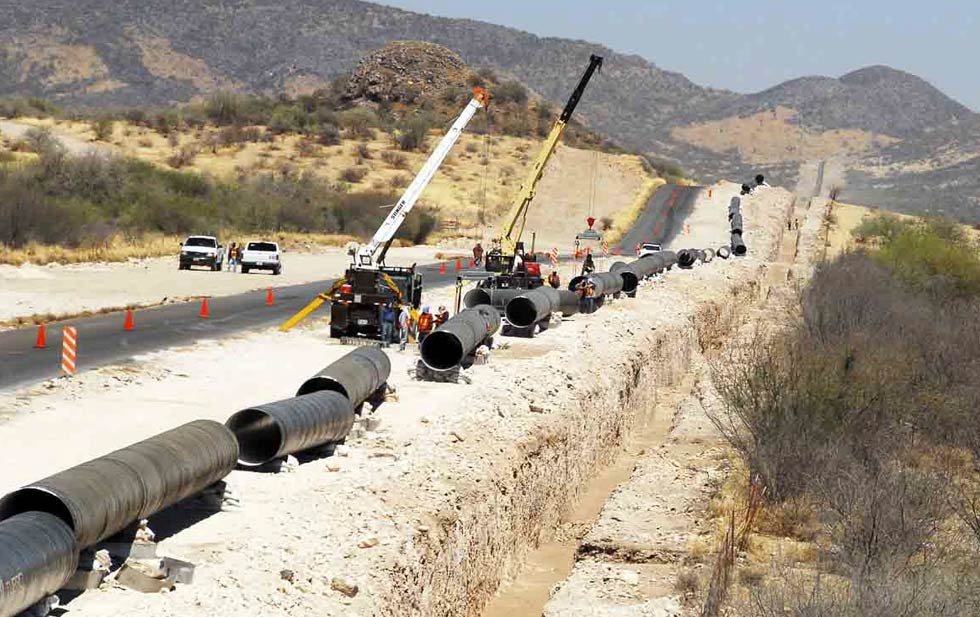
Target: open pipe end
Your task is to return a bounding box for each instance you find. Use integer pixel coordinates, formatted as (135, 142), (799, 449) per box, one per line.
(225, 408), (284, 467)
(0, 487), (76, 534)
(619, 271), (639, 294)
(420, 331), (465, 371)
(567, 275), (587, 292)
(733, 244), (747, 256)
(296, 376), (349, 399)
(505, 297), (540, 328)
(463, 288), (492, 308)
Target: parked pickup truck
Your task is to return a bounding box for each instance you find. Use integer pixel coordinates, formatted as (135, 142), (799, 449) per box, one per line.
(241, 241), (282, 275)
(179, 235), (224, 271)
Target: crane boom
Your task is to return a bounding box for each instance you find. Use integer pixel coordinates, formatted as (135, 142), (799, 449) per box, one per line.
(357, 88), (490, 267)
(496, 54), (603, 258)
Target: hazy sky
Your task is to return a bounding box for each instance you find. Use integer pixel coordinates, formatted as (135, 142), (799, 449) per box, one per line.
(379, 0), (980, 111)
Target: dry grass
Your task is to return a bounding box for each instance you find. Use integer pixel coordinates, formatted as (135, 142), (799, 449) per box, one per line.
(0, 232), (359, 266)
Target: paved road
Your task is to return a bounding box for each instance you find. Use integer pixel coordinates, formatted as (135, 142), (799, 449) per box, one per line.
(0, 262), (461, 391)
(616, 184), (701, 252)
(0, 184), (697, 391)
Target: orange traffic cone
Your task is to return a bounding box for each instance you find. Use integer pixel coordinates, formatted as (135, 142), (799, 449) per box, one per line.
(266, 288), (275, 306)
(124, 310), (134, 331)
(34, 324), (47, 349)
(440, 261), (446, 274)
(455, 258), (462, 272)
(468, 258), (474, 268)
(200, 297), (210, 319)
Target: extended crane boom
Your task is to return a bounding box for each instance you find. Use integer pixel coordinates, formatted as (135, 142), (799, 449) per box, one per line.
(492, 54), (603, 267)
(357, 88), (490, 267)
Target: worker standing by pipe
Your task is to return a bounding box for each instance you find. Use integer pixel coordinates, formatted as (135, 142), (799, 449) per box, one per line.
(398, 305), (411, 351)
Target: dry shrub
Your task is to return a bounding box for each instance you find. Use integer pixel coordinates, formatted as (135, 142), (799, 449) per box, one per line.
(380, 150), (408, 169)
(167, 144), (199, 168)
(340, 166), (368, 183)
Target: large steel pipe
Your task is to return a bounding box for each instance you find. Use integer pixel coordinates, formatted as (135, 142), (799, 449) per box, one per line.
(589, 272), (624, 297)
(677, 249), (698, 268)
(730, 213), (744, 235)
(420, 305), (500, 371)
(296, 347), (391, 408)
(717, 246), (732, 259)
(226, 391), (355, 467)
(731, 233), (747, 256)
(660, 251), (678, 269)
(0, 512), (78, 617)
(728, 196), (741, 220)
(0, 420), (238, 549)
(556, 290), (582, 317)
(505, 287), (559, 328)
(463, 288), (521, 309)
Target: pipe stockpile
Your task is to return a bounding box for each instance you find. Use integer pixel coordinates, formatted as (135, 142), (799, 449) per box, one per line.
(504, 287), (560, 328)
(0, 512), (78, 617)
(226, 391), (355, 467)
(296, 347), (391, 408)
(0, 420), (238, 549)
(420, 305), (500, 371)
(463, 288), (521, 310)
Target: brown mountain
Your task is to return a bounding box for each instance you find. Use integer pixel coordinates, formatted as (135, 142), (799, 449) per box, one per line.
(1, 0), (978, 219)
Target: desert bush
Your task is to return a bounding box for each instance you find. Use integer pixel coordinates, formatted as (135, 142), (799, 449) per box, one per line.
(495, 79), (529, 105)
(338, 108), (379, 140)
(317, 123), (341, 146)
(356, 142), (372, 160)
(23, 127), (63, 157)
(204, 91), (244, 125)
(600, 216), (614, 231)
(380, 150), (408, 169)
(167, 144), (199, 168)
(388, 173), (410, 189)
(465, 141), (479, 154)
(395, 113), (433, 151)
(340, 166), (369, 183)
(92, 118), (114, 141)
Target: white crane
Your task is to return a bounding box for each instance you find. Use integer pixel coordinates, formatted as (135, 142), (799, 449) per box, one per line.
(355, 88), (490, 268)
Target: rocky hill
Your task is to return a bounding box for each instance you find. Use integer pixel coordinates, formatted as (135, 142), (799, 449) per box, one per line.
(2, 0), (979, 219)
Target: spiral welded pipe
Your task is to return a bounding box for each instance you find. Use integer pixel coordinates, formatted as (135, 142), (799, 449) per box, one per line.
(226, 391), (355, 467)
(0, 420), (238, 549)
(420, 305), (500, 371)
(463, 288), (521, 309)
(0, 512), (78, 617)
(296, 347), (391, 408)
(504, 287), (560, 328)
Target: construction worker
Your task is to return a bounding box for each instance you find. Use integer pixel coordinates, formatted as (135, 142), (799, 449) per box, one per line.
(398, 305), (411, 351)
(380, 304), (396, 346)
(512, 251), (524, 273)
(547, 270), (561, 289)
(226, 242), (238, 272)
(409, 305), (420, 343)
(473, 242), (484, 267)
(583, 281), (597, 313)
(581, 253), (595, 275)
(435, 305), (450, 326)
(417, 306), (434, 342)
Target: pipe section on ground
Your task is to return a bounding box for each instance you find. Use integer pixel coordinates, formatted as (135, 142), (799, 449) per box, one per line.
(420, 305), (500, 371)
(505, 287), (560, 328)
(730, 213), (744, 235)
(703, 248), (715, 263)
(463, 288), (521, 309)
(588, 272), (624, 297)
(717, 246), (732, 259)
(660, 251), (678, 269)
(728, 196), (741, 220)
(296, 347), (391, 408)
(0, 420), (238, 549)
(556, 290), (582, 317)
(0, 512), (78, 617)
(677, 249), (698, 269)
(731, 233), (747, 256)
(226, 391), (355, 467)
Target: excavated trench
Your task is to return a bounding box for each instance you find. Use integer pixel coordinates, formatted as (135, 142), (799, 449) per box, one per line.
(377, 272), (760, 617)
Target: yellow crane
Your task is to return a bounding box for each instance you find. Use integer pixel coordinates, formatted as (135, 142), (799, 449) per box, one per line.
(484, 54), (604, 281)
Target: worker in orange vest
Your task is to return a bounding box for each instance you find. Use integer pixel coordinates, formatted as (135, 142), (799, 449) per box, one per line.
(417, 306), (434, 342)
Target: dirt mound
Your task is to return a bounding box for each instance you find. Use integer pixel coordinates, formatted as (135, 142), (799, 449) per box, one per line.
(342, 41), (469, 105)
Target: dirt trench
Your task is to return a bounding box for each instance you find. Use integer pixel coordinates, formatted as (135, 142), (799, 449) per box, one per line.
(377, 273), (763, 617)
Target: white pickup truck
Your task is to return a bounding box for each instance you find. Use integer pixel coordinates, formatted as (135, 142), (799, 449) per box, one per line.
(241, 241), (282, 275)
(179, 235), (224, 271)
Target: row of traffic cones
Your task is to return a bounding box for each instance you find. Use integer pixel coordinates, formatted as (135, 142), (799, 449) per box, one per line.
(32, 287), (279, 348)
(439, 258), (475, 275)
